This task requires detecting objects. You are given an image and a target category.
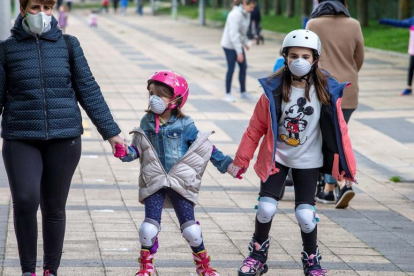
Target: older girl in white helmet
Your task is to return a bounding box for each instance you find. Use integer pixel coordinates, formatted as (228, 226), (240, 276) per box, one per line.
(226, 30), (357, 276)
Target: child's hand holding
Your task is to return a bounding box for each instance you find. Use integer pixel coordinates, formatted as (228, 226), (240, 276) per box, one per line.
(114, 144), (127, 158)
(227, 163), (246, 179)
(114, 144), (140, 162)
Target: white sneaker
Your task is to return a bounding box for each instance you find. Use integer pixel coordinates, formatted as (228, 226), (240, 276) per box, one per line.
(240, 91), (256, 101)
(224, 93), (236, 102)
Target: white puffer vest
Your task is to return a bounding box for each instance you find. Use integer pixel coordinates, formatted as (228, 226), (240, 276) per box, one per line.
(130, 127), (214, 207)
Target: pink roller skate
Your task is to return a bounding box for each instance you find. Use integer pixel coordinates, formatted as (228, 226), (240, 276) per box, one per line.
(135, 249), (155, 276)
(301, 249), (327, 276)
(192, 250), (220, 276)
(238, 238), (269, 276)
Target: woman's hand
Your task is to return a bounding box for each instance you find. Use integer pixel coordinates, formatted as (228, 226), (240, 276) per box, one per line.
(237, 53), (244, 63)
(108, 135), (128, 155)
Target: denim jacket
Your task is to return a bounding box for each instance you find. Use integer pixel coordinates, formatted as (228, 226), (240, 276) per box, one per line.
(139, 112), (232, 173)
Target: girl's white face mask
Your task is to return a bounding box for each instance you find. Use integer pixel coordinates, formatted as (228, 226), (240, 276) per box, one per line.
(25, 12), (52, 35)
(149, 95), (167, 114)
(289, 58), (313, 77)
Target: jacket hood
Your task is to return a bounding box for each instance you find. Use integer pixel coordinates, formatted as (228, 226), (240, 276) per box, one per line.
(233, 4), (249, 16)
(311, 0), (350, 19)
(11, 13), (62, 41)
(258, 70), (349, 101)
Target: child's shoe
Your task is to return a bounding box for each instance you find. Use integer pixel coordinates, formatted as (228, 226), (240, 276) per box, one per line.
(224, 93), (236, 102)
(192, 250), (220, 276)
(22, 273), (36, 276)
(301, 249), (327, 276)
(238, 238), (269, 276)
(401, 88), (412, 96)
(135, 249), (155, 276)
(44, 270), (55, 276)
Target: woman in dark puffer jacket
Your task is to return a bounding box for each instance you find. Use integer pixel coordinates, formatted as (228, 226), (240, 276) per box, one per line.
(0, 0), (125, 275)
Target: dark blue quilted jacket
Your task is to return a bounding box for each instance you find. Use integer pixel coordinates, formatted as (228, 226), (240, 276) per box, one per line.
(0, 15), (121, 140)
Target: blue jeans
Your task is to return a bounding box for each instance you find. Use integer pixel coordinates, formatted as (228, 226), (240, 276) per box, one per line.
(223, 47), (247, 93)
(137, 5), (143, 15)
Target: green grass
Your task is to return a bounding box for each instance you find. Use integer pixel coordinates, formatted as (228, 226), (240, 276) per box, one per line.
(362, 20), (409, 53)
(389, 176), (403, 183)
(164, 5), (409, 53)
(72, 3), (104, 10)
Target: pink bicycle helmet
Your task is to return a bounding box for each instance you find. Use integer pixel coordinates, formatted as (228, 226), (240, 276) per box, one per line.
(147, 70), (189, 109)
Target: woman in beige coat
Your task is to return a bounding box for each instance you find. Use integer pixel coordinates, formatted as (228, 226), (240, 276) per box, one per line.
(306, 0), (364, 209)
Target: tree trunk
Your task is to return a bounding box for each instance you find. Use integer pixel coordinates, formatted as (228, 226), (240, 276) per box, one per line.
(263, 0), (270, 15)
(223, 0), (231, 9)
(199, 0), (206, 26)
(398, 0), (410, 20)
(212, 0), (218, 10)
(301, 0), (310, 17)
(0, 0), (11, 40)
(286, 0), (295, 18)
(274, 0), (281, 15)
(357, 0), (368, 27)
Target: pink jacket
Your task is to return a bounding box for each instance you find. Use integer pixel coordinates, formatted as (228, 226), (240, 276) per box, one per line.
(234, 74), (357, 183)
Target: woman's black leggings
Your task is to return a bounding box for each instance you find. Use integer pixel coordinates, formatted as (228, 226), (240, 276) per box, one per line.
(408, 55), (414, 87)
(254, 162), (319, 255)
(2, 137), (82, 275)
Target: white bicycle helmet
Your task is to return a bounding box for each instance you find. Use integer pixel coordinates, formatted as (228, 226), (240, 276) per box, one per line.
(282, 29), (322, 57)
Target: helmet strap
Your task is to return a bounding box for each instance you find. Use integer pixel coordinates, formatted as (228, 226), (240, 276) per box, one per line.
(155, 115), (160, 134)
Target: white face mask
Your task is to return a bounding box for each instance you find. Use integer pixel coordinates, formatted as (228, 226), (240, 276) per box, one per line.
(289, 58), (313, 77)
(25, 12), (52, 35)
(149, 95), (167, 114)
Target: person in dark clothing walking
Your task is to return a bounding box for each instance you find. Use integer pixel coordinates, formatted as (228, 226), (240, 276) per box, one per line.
(0, 0), (125, 275)
(112, 0), (120, 13)
(247, 4), (263, 45)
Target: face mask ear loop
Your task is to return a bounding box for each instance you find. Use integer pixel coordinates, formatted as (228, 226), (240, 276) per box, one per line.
(167, 87), (189, 110)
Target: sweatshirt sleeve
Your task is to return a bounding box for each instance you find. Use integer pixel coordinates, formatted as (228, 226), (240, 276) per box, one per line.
(379, 17), (412, 28)
(354, 24), (365, 72)
(69, 35), (121, 140)
(233, 94), (269, 168)
(228, 12), (244, 54)
(0, 62), (5, 116)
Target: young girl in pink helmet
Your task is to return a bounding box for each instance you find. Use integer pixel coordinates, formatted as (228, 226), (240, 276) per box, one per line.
(114, 70), (239, 276)
(227, 30), (357, 276)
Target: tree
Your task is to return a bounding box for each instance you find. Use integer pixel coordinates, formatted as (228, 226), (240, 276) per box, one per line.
(357, 0), (368, 27)
(301, 0), (310, 17)
(286, 0), (295, 18)
(0, 0), (11, 39)
(398, 0), (410, 20)
(263, 0), (270, 15)
(212, 0), (218, 10)
(222, 0), (231, 10)
(274, 0), (282, 15)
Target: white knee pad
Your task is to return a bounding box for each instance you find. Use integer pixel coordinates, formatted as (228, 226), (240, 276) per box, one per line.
(295, 204), (320, 233)
(256, 197), (278, 224)
(181, 220), (203, 247)
(139, 218), (160, 247)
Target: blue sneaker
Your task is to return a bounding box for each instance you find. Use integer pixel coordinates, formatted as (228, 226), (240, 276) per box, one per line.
(401, 89), (412, 96)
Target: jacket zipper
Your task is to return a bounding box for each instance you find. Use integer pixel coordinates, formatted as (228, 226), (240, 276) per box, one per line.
(137, 131), (169, 176)
(36, 36), (48, 139)
(263, 89), (277, 179)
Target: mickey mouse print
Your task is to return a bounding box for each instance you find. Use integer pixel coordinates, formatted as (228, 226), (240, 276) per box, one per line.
(280, 97), (314, 147)
(276, 85), (323, 169)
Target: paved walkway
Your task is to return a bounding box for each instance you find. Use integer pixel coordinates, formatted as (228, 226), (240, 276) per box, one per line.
(1, 7), (414, 276)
